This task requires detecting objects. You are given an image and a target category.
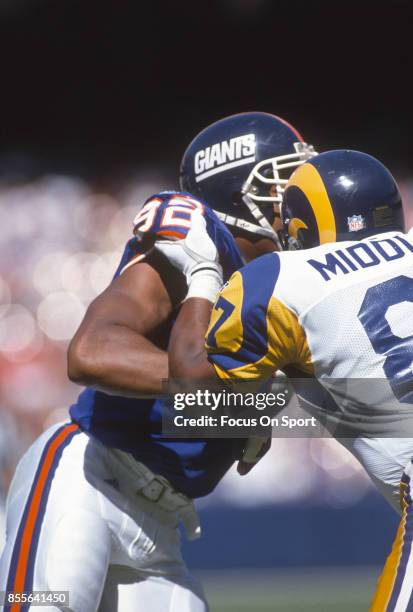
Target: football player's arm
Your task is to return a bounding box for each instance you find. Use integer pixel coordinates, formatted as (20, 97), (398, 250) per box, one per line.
(168, 297), (217, 380)
(169, 264), (281, 476)
(68, 253), (183, 397)
(169, 262), (279, 381)
(155, 209), (223, 380)
(167, 292), (275, 474)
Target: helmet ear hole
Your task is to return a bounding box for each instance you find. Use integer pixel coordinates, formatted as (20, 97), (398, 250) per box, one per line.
(297, 228), (313, 249)
(231, 191), (244, 207)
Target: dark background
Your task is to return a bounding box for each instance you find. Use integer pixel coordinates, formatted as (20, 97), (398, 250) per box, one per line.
(0, 0), (411, 179)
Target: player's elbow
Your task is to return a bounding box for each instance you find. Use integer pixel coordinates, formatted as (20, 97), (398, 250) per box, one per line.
(169, 346), (195, 379)
(67, 332), (101, 386)
(169, 348), (215, 381)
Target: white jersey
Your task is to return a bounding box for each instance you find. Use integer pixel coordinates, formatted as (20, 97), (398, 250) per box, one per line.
(206, 229), (413, 510)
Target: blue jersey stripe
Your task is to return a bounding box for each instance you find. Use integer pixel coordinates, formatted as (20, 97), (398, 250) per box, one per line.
(238, 252), (281, 362)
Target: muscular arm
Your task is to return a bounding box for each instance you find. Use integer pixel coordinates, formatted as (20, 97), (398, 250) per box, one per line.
(68, 252), (184, 397)
(168, 294), (270, 476)
(168, 297), (217, 380)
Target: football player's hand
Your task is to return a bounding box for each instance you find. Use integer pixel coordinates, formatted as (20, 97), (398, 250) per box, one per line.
(237, 436), (271, 475)
(155, 211), (223, 302)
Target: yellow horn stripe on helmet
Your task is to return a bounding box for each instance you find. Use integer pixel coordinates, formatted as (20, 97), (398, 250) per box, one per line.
(288, 217), (308, 239)
(288, 163), (337, 244)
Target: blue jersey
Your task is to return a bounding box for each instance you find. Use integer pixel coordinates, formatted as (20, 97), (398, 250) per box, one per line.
(70, 192), (245, 498)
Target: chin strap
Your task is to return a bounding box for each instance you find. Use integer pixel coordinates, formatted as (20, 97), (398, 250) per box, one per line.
(213, 195), (283, 251)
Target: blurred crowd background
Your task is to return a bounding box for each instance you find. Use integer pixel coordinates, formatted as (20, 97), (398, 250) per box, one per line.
(1, 174), (413, 503)
(0, 0), (412, 608)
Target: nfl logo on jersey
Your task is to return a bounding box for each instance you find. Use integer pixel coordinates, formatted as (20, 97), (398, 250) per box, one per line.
(347, 214), (366, 232)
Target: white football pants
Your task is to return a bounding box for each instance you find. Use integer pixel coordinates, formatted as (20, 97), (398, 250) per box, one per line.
(0, 422), (207, 612)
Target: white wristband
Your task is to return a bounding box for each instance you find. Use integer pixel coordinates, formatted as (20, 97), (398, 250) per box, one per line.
(185, 269), (223, 303)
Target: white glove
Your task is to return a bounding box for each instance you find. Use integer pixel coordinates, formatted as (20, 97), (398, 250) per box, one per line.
(155, 211), (223, 303)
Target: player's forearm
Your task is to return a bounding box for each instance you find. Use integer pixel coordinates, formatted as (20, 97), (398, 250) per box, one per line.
(168, 298), (217, 380)
(68, 325), (168, 397)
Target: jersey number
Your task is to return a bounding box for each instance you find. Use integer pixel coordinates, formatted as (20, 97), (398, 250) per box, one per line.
(133, 196), (204, 236)
(357, 274), (413, 404)
(206, 295), (235, 349)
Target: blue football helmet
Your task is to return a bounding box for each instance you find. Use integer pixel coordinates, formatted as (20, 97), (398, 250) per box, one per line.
(180, 112), (316, 246)
(281, 149), (404, 250)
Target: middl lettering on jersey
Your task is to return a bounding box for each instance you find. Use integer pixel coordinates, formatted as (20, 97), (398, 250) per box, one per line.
(307, 235), (413, 281)
(194, 134), (256, 182)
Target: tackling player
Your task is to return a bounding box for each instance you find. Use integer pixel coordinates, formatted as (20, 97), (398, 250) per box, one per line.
(166, 149), (413, 611)
(0, 112), (315, 611)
